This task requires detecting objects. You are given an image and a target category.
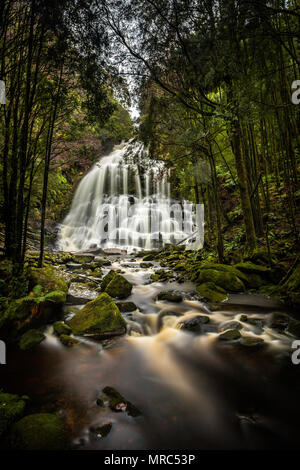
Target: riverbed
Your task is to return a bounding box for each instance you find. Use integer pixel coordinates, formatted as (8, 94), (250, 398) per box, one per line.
(2, 256), (300, 450)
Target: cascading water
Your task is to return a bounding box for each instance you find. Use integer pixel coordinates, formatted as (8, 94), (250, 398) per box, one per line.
(58, 141), (202, 253)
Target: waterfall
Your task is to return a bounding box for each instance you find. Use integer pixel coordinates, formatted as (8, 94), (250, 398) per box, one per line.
(58, 141), (202, 253)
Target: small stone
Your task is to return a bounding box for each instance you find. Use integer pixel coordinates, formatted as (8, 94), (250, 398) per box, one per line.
(239, 337), (264, 347)
(157, 291), (183, 303)
(218, 329), (241, 341)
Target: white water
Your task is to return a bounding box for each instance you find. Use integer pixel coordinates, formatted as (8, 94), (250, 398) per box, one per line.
(58, 141), (202, 253)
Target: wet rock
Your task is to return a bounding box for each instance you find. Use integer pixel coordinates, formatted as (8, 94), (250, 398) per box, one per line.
(11, 413), (68, 450)
(218, 329), (241, 341)
(66, 263), (83, 271)
(196, 282), (227, 303)
(142, 254), (156, 262)
(219, 321), (243, 332)
(116, 302), (137, 312)
(177, 315), (210, 333)
(240, 314), (248, 322)
(140, 262), (153, 268)
(157, 291), (183, 303)
(270, 313), (290, 331)
(234, 262), (269, 275)
(102, 387), (141, 417)
(59, 334), (80, 347)
(287, 319), (300, 338)
(19, 329), (45, 351)
(73, 254), (95, 264)
(53, 321), (72, 336)
(102, 271), (133, 299)
(239, 336), (264, 347)
(150, 274), (160, 282)
(245, 317), (265, 328)
(68, 293), (126, 337)
(0, 393), (27, 438)
(89, 422), (112, 438)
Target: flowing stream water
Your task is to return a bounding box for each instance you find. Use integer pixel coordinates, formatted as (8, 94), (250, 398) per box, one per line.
(2, 144), (300, 450)
(2, 256), (300, 450)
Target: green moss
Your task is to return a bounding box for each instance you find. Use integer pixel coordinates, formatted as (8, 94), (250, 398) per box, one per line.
(0, 393), (27, 438)
(239, 337), (264, 347)
(53, 321), (72, 336)
(44, 290), (67, 304)
(196, 282), (227, 303)
(29, 266), (69, 295)
(100, 270), (116, 290)
(68, 293), (126, 336)
(150, 274), (160, 282)
(11, 413), (68, 450)
(234, 262), (269, 274)
(196, 268), (245, 293)
(19, 329), (45, 351)
(104, 273), (133, 299)
(59, 334), (80, 347)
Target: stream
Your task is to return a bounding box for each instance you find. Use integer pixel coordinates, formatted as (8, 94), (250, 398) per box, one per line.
(2, 255), (300, 450)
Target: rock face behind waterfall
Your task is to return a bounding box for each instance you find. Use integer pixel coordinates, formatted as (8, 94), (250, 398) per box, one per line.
(68, 293), (126, 338)
(58, 141), (199, 253)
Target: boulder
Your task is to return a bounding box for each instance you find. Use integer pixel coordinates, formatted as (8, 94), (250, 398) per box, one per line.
(196, 268), (245, 292)
(270, 313), (289, 331)
(11, 413), (68, 450)
(102, 271), (133, 299)
(19, 329), (45, 351)
(68, 293), (126, 337)
(196, 282), (227, 303)
(0, 393), (27, 438)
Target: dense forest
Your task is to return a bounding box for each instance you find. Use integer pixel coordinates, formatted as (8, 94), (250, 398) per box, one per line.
(0, 0), (300, 453)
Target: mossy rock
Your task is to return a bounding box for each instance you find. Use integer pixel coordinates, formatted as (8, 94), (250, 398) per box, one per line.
(100, 270), (116, 291)
(11, 413), (68, 450)
(73, 254), (95, 264)
(116, 302), (137, 313)
(234, 262), (269, 275)
(0, 393), (27, 438)
(196, 282), (227, 303)
(142, 254), (156, 262)
(239, 336), (264, 348)
(53, 321), (72, 336)
(68, 293), (126, 337)
(44, 290), (67, 304)
(103, 387), (141, 417)
(174, 264), (186, 272)
(59, 334), (80, 347)
(269, 313), (289, 331)
(219, 321), (243, 332)
(177, 315), (210, 333)
(157, 291), (183, 303)
(218, 329), (241, 341)
(19, 329), (45, 351)
(196, 268), (245, 293)
(104, 273), (133, 299)
(150, 274), (160, 282)
(140, 262), (153, 268)
(29, 266), (69, 295)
